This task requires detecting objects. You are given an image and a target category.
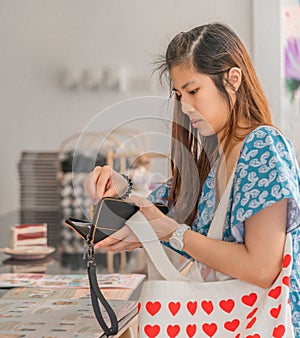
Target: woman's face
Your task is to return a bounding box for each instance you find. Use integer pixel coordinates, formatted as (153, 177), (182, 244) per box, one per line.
(171, 65), (234, 139)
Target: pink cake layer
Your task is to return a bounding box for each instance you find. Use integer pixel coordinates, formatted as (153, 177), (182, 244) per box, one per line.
(10, 223), (48, 248)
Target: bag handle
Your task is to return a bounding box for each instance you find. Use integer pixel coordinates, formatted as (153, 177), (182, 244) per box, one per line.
(127, 212), (186, 281)
(127, 167), (236, 281)
(206, 166), (236, 240)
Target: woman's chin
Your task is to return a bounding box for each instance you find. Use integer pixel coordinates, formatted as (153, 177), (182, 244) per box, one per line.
(197, 125), (215, 137)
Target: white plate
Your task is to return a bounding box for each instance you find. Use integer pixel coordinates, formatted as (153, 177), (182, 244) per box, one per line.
(0, 246), (55, 260)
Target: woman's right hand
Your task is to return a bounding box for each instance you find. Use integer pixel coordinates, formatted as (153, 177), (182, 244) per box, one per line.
(84, 165), (128, 203)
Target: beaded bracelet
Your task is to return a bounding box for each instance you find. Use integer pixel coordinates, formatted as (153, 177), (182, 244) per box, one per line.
(119, 174), (133, 200)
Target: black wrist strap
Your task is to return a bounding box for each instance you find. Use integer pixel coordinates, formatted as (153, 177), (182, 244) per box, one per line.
(86, 243), (118, 336)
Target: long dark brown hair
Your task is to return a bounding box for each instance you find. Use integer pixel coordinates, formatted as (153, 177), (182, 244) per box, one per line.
(155, 23), (273, 225)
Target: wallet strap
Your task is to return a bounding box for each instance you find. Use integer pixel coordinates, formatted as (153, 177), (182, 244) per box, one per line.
(86, 242), (119, 336)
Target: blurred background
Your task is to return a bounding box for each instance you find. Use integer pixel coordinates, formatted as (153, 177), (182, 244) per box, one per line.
(0, 0), (299, 247)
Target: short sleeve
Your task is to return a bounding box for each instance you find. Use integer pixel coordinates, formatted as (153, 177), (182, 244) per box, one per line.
(148, 182), (170, 205)
(230, 126), (300, 241)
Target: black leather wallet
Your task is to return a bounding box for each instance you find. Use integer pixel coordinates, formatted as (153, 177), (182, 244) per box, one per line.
(64, 196), (168, 336)
(65, 197), (168, 243)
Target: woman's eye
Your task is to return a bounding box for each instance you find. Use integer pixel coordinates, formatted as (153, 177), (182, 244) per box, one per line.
(189, 89), (198, 95)
(172, 91), (181, 100)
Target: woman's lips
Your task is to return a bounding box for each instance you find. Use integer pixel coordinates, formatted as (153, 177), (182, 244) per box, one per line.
(191, 119), (201, 128)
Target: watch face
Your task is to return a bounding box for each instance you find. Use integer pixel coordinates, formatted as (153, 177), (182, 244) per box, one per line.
(170, 237), (182, 251)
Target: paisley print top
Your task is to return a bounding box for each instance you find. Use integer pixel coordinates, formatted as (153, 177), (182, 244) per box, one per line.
(149, 126), (300, 336)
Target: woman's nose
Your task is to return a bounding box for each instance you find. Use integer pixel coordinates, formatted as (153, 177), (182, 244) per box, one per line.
(181, 99), (194, 116)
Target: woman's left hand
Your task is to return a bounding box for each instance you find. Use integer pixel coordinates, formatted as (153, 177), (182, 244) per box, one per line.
(94, 195), (179, 252)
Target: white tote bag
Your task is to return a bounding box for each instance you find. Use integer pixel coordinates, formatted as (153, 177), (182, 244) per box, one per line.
(127, 170), (295, 338)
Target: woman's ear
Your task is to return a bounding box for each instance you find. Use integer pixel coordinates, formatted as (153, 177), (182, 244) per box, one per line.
(225, 67), (242, 93)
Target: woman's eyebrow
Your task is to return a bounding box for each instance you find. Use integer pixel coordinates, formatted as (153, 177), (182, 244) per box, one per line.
(172, 81), (196, 91)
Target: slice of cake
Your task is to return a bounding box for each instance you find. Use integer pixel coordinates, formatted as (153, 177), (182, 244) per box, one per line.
(10, 223), (48, 249)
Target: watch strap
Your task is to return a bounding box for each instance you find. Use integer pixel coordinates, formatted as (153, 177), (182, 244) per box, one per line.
(169, 223), (190, 250)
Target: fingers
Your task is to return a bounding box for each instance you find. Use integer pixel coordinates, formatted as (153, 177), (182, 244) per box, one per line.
(84, 164), (130, 202)
(102, 180), (118, 197)
(95, 166), (113, 198)
(94, 225), (141, 252)
(127, 196), (165, 223)
(95, 233), (121, 248)
(126, 195), (153, 208)
(84, 167), (100, 203)
(124, 243), (142, 251)
(84, 165), (115, 202)
(97, 240), (141, 252)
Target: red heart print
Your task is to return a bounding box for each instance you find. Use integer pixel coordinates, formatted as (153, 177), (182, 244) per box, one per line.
(186, 324), (197, 338)
(235, 335), (241, 338)
(282, 276), (290, 287)
(246, 335), (261, 338)
(282, 254), (291, 268)
(202, 323), (218, 337)
(201, 266), (212, 280)
(137, 302), (141, 313)
(219, 299), (235, 313)
(270, 304), (281, 319)
(241, 293), (257, 306)
(146, 301), (161, 316)
(167, 324), (180, 338)
(246, 307), (258, 319)
(201, 300), (214, 315)
(272, 324), (285, 338)
(187, 301), (197, 315)
(246, 317), (256, 329)
(268, 286), (281, 299)
(144, 324), (160, 338)
(224, 319), (240, 332)
(168, 302), (180, 316)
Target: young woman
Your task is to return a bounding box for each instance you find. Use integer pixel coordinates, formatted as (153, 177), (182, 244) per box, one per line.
(84, 23), (300, 335)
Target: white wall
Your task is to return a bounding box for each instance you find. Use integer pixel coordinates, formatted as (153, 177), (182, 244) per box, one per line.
(0, 0), (252, 214)
(252, 0), (281, 125)
(280, 0), (300, 157)
(253, 0), (300, 156)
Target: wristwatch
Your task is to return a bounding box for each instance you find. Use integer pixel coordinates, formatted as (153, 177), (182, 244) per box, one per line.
(169, 224), (190, 251)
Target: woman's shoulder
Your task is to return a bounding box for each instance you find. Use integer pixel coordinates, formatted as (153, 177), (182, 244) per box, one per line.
(243, 125), (286, 145)
(230, 125), (300, 235)
(234, 124), (299, 194)
(239, 125), (293, 162)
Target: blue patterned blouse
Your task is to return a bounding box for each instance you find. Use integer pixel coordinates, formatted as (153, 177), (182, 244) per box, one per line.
(148, 125), (300, 336)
